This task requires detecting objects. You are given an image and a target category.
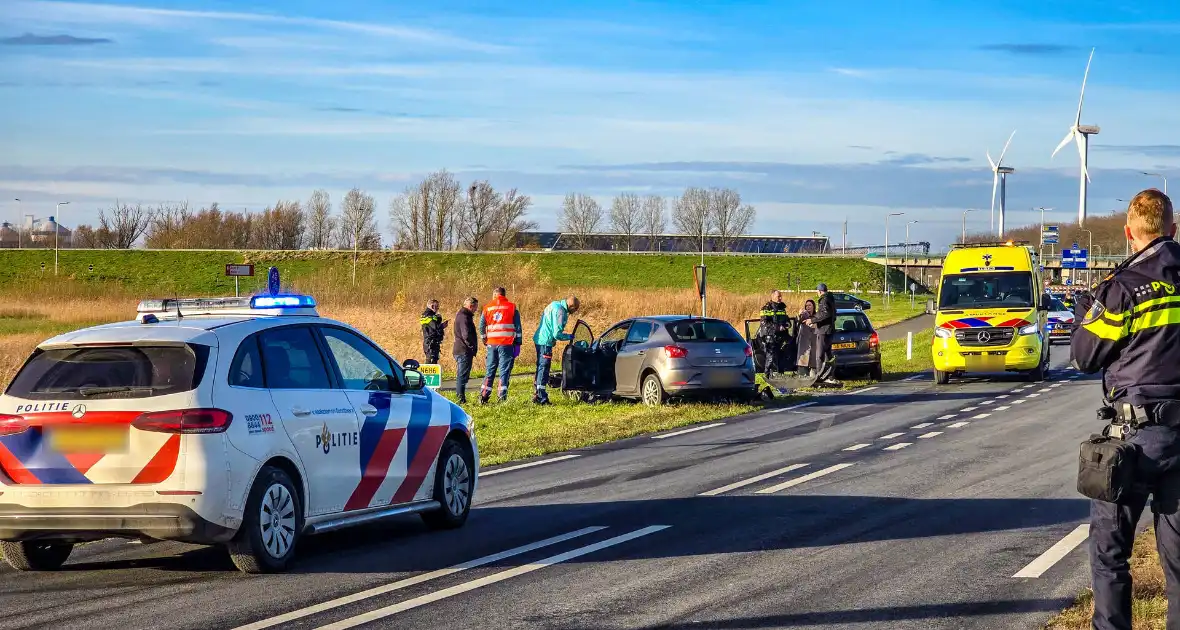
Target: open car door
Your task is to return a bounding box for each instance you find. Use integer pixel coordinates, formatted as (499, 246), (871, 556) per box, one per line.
(561, 320), (597, 392)
(744, 319), (767, 373)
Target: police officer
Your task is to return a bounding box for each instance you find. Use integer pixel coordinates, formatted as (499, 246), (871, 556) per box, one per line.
(759, 290), (789, 378)
(419, 299), (447, 365)
(1071, 188), (1180, 630)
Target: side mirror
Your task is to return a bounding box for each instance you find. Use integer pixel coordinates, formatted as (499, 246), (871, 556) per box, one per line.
(403, 358), (420, 370)
(404, 369), (426, 391)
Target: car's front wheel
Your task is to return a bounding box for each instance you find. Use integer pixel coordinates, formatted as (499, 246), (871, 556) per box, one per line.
(227, 466), (302, 574)
(0, 541), (73, 571)
(641, 373), (667, 406)
(422, 438), (474, 530)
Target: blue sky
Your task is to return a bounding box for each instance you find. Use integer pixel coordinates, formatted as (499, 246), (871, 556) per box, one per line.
(3, 0), (1180, 247)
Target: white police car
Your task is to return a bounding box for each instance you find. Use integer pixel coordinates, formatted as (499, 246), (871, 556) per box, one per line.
(0, 291), (477, 573)
(1046, 296), (1074, 344)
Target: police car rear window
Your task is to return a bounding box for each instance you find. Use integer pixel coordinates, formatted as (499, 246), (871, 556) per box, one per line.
(6, 344), (210, 400)
(666, 320), (744, 343)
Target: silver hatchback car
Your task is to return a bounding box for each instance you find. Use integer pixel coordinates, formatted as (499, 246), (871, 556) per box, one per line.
(559, 316), (757, 405)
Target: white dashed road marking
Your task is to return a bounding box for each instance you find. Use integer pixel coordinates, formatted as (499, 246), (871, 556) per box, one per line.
(972, 413), (992, 419)
(480, 455), (581, 477)
(994, 405), (1011, 411)
(961, 407), (978, 412)
(1050, 383), (1062, 388)
(1012, 525), (1090, 578)
(937, 414), (957, 420)
(757, 463), (855, 494)
(883, 442), (913, 451)
(318, 526), (672, 629)
(979, 400), (995, 405)
(651, 423), (725, 440)
(770, 401), (817, 414)
(996, 394), (1010, 399)
(848, 386), (879, 395)
(1027, 393), (1041, 398)
(843, 444), (871, 452)
(917, 432), (943, 439)
(233, 527), (608, 629)
(1012, 399), (1027, 405)
(699, 463), (809, 496)
(911, 422), (934, 429)
(879, 432), (906, 439)
(947, 421), (971, 428)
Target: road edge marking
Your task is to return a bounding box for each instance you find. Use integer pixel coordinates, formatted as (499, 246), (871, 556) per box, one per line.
(1012, 524), (1090, 578)
(651, 422), (725, 440)
(480, 454), (581, 477)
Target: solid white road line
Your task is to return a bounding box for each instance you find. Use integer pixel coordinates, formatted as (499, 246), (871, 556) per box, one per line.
(917, 432), (943, 439)
(699, 463), (809, 496)
(843, 444), (871, 451)
(972, 413), (992, 419)
(911, 422), (934, 429)
(961, 407), (978, 412)
(937, 414), (958, 420)
(480, 455), (581, 478)
(848, 386), (878, 394)
(883, 442), (913, 451)
(994, 405), (1011, 411)
(233, 527), (607, 630)
(769, 401), (818, 414)
(1012, 524), (1090, 578)
(318, 526), (671, 630)
(651, 423), (725, 440)
(879, 432), (905, 439)
(757, 463), (855, 494)
(947, 421), (970, 428)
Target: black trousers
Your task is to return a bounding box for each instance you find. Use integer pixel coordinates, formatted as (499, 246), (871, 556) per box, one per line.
(423, 340), (441, 365)
(761, 333), (780, 377)
(1090, 423), (1180, 630)
(812, 331), (835, 382)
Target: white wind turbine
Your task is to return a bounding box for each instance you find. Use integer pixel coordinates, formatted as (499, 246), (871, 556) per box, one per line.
(1052, 48), (1099, 227)
(987, 130), (1016, 238)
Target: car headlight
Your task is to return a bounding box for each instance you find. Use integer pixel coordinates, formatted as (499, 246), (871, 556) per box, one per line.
(934, 327), (953, 339)
(1019, 323), (1039, 335)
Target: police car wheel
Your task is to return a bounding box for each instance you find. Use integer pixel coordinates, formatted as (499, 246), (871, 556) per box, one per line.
(228, 466), (302, 574)
(642, 373), (667, 406)
(422, 438), (474, 530)
(0, 540), (73, 571)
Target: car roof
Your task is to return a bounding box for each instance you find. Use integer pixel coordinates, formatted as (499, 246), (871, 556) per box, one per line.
(633, 315), (733, 322)
(836, 308), (868, 314)
(37, 315), (332, 349)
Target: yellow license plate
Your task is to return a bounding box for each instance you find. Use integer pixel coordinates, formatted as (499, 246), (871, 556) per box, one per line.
(46, 426), (128, 454)
(833, 342), (857, 350)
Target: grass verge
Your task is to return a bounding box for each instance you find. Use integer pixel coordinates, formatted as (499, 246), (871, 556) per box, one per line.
(1046, 529), (1168, 629)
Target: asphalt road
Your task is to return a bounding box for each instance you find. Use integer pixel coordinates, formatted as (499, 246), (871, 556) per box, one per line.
(1, 345), (1100, 630)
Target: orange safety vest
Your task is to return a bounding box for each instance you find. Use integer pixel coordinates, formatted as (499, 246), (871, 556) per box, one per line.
(482, 297), (518, 346)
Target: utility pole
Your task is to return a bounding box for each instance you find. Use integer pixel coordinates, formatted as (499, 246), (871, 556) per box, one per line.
(54, 201), (69, 275)
(961, 209), (974, 244)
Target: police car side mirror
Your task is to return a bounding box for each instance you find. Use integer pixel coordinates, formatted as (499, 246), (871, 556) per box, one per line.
(402, 358), (420, 370)
(404, 370), (426, 391)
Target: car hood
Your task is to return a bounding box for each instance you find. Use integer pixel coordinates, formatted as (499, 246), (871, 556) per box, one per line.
(1048, 310), (1074, 322)
(936, 308), (1035, 329)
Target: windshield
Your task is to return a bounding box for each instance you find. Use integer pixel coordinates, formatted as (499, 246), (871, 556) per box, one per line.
(1050, 299), (1067, 311)
(666, 319), (744, 343)
(938, 272), (1034, 309)
(6, 344), (210, 400)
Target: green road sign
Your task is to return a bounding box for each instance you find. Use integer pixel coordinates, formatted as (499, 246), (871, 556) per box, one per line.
(420, 364), (442, 389)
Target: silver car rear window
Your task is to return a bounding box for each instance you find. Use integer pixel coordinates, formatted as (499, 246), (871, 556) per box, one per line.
(666, 320), (743, 343)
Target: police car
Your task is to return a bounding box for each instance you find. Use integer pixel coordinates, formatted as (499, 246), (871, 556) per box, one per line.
(1046, 296), (1074, 344)
(0, 289), (477, 573)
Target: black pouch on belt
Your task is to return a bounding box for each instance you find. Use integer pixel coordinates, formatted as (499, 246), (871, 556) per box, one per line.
(1078, 434), (1139, 503)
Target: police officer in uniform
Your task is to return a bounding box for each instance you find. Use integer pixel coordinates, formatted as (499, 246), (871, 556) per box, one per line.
(759, 290), (789, 378)
(419, 299), (447, 365)
(1071, 188), (1180, 630)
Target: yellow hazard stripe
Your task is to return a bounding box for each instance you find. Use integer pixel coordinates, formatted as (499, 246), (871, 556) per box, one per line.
(419, 317), (434, 325)
(1130, 304), (1180, 333)
(1081, 317), (1129, 341)
(1133, 295), (1180, 315)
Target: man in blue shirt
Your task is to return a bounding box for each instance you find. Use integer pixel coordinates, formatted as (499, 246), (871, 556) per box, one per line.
(532, 296), (580, 405)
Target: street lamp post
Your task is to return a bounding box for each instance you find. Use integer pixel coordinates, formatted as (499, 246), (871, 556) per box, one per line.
(1141, 171), (1168, 194)
(905, 220), (918, 296)
(961, 209), (974, 244)
(885, 212), (905, 300)
(54, 201), (69, 275)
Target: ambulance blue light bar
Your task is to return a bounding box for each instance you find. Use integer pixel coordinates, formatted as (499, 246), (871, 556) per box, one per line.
(250, 294), (316, 309)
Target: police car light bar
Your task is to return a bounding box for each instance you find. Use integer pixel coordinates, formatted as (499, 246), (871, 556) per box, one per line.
(250, 294), (316, 309)
(136, 294), (318, 319)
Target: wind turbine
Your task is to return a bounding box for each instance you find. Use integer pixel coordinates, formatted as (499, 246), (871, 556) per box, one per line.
(1052, 48), (1100, 227)
(987, 130), (1016, 238)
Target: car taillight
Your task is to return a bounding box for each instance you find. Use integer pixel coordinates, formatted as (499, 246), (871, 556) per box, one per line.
(744, 344), (754, 357)
(133, 409), (233, 434)
(0, 414), (28, 436)
(869, 332), (880, 349)
(664, 345), (688, 359)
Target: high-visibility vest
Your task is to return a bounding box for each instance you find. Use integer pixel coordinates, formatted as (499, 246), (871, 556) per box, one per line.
(483, 297), (517, 346)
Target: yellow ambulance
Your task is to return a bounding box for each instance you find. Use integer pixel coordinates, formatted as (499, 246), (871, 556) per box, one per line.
(931, 241), (1052, 384)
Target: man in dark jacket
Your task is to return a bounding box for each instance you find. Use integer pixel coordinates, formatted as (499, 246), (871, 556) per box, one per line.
(452, 297), (479, 404)
(808, 283), (838, 385)
(420, 299), (447, 365)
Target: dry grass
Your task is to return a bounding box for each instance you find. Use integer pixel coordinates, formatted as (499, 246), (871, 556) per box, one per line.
(1046, 529), (1169, 630)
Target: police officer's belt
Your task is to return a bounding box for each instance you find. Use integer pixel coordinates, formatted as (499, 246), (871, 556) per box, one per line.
(1114, 400), (1180, 428)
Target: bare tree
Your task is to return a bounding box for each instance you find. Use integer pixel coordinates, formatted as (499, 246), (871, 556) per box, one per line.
(609, 192), (643, 251)
(493, 188), (536, 250)
(307, 189), (334, 249)
(708, 188), (756, 251)
(560, 193), (603, 250)
(72, 224), (99, 249)
(254, 200), (305, 250)
(672, 187), (711, 250)
(99, 200), (153, 249)
(458, 180), (500, 250)
(641, 194), (666, 251)
(144, 201), (192, 249)
(389, 170), (463, 250)
(339, 188), (380, 250)
(223, 210), (254, 249)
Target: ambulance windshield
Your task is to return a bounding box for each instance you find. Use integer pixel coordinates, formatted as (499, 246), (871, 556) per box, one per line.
(938, 272), (1034, 310)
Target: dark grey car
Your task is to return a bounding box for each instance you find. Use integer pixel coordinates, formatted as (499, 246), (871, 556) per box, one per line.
(560, 316), (757, 405)
(831, 309), (882, 379)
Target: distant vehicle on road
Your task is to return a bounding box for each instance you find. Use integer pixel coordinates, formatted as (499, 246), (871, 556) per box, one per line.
(743, 309), (881, 380)
(830, 293), (872, 311)
(0, 292), (477, 574)
(560, 316), (757, 405)
(1046, 297), (1074, 344)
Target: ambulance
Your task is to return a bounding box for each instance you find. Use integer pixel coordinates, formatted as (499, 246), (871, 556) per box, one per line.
(931, 241), (1052, 384)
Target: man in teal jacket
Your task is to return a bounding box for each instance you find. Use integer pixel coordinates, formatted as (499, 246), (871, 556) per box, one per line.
(532, 296), (580, 405)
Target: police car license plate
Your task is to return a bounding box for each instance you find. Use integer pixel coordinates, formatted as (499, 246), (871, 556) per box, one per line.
(833, 342), (857, 350)
(47, 426), (128, 454)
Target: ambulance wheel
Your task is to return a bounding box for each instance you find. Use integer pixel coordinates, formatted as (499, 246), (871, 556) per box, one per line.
(1028, 360), (1046, 382)
(422, 438), (473, 530)
(228, 466), (302, 574)
(0, 541), (73, 571)
(934, 369), (950, 385)
(642, 373), (667, 406)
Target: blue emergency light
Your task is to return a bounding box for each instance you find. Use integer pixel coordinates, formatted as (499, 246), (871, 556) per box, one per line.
(251, 294), (317, 309)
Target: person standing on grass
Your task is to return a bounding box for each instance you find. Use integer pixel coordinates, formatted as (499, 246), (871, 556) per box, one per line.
(452, 297), (479, 404)
(758, 290), (789, 379)
(532, 296), (580, 405)
(419, 299), (447, 365)
(478, 287), (522, 404)
(796, 299), (816, 376)
(807, 283), (837, 385)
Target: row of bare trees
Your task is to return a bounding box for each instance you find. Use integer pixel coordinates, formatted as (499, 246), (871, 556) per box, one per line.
(559, 187), (756, 251)
(388, 170), (537, 251)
